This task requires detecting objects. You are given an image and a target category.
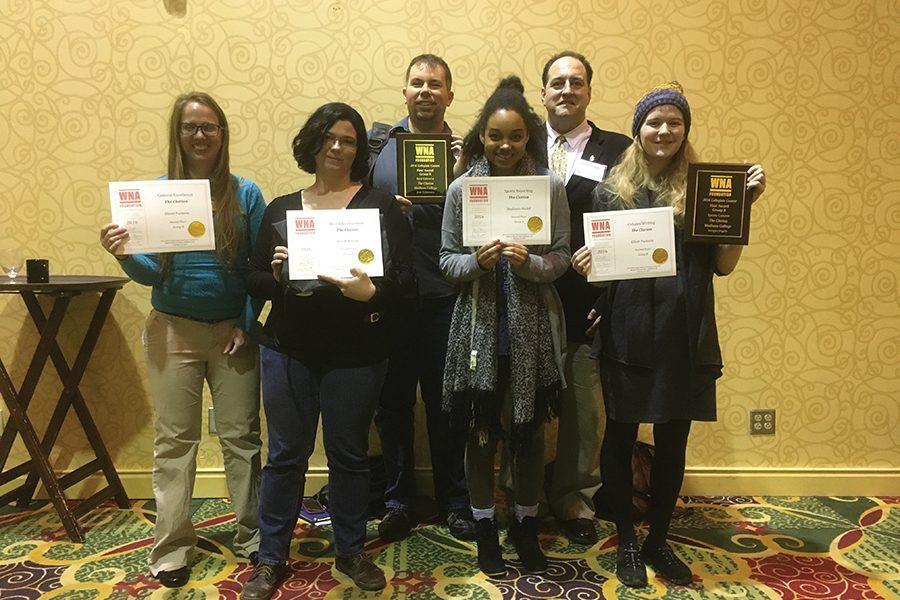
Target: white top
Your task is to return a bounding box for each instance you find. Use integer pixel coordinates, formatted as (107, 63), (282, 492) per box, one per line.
(545, 120), (592, 184)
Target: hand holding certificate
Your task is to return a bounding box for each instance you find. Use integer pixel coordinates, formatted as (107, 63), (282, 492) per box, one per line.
(582, 207), (676, 282)
(285, 209), (384, 281)
(462, 176), (551, 247)
(108, 179), (215, 254)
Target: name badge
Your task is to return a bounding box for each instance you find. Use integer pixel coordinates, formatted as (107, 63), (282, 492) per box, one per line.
(573, 159), (607, 182)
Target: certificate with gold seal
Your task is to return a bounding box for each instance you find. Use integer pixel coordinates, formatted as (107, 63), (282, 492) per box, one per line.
(685, 162), (752, 244)
(108, 179), (215, 254)
(396, 133), (455, 203)
(462, 176), (551, 247)
(582, 206), (676, 282)
(285, 208), (384, 281)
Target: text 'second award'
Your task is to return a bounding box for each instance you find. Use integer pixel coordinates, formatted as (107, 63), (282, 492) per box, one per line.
(582, 207), (676, 282)
(108, 179), (215, 254)
(462, 176), (551, 247)
(395, 133), (454, 203)
(285, 209), (384, 281)
(685, 163), (752, 245)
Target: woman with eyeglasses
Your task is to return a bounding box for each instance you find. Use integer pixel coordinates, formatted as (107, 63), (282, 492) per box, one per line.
(240, 102), (414, 599)
(100, 92), (265, 588)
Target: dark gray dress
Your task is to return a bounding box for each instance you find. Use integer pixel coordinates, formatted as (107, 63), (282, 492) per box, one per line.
(591, 184), (723, 423)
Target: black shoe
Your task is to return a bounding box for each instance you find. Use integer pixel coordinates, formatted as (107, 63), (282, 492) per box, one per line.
(616, 541), (648, 587)
(334, 553), (386, 591)
(445, 508), (477, 540)
(241, 563), (283, 600)
(642, 542), (693, 585)
(474, 517), (507, 576)
(377, 507), (415, 541)
(153, 566), (189, 588)
(508, 516), (548, 573)
(561, 517), (599, 545)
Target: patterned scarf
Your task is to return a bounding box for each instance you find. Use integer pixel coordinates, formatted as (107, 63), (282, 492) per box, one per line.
(442, 154), (560, 454)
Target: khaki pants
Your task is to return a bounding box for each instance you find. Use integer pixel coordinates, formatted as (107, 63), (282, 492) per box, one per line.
(548, 342), (605, 520)
(143, 310), (261, 575)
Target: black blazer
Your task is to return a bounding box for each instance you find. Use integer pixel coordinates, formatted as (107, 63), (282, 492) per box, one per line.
(555, 122), (631, 343)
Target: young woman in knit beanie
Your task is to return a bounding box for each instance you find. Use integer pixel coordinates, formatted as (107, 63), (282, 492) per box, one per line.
(573, 82), (766, 587)
(440, 75), (570, 577)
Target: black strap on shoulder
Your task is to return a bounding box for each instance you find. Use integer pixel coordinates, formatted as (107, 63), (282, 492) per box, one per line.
(367, 121), (393, 178)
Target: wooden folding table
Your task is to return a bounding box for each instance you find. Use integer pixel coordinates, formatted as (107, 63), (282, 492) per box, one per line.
(0, 275), (131, 542)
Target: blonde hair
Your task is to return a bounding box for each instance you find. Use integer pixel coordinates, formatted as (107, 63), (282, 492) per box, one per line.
(605, 137), (698, 222)
(161, 92), (241, 274)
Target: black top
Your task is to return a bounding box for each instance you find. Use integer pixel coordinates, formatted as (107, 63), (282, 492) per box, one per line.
(591, 184), (722, 423)
(245, 186), (415, 367)
(552, 122), (631, 343)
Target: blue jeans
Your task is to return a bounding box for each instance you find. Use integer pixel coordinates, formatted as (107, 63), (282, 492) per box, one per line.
(256, 345), (387, 562)
(374, 294), (468, 512)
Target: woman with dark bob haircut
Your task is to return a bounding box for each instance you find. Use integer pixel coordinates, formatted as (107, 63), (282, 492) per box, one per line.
(291, 102), (370, 182)
(241, 102), (414, 598)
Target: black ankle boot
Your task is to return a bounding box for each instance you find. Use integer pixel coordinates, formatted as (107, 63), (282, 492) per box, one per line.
(508, 516), (548, 573)
(616, 540), (648, 587)
(474, 518), (506, 577)
(642, 542), (693, 585)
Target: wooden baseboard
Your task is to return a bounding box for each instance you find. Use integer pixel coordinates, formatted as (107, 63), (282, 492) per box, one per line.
(2, 467), (897, 501)
(681, 467), (900, 496)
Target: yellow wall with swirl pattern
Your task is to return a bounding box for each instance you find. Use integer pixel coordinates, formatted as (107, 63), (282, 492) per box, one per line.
(0, 0), (897, 497)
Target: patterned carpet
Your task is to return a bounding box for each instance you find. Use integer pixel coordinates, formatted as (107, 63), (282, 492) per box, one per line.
(0, 496), (897, 599)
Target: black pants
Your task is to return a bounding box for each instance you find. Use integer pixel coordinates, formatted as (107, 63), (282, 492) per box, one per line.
(600, 416), (691, 547)
(374, 295), (469, 512)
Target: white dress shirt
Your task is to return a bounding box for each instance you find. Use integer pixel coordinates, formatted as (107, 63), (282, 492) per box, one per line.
(546, 120), (592, 185)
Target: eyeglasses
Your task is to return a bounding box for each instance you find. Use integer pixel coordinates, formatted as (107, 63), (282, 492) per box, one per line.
(179, 122), (224, 137)
(323, 132), (357, 148)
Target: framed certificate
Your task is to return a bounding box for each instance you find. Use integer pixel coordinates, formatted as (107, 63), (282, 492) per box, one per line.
(462, 176), (551, 247)
(395, 133), (454, 203)
(582, 207), (676, 282)
(285, 209), (384, 281)
(685, 163), (752, 245)
(108, 179), (215, 254)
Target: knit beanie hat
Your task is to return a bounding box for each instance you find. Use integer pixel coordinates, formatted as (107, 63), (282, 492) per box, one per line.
(631, 81), (691, 138)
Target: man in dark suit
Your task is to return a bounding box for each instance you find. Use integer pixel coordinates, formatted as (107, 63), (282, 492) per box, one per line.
(541, 50), (631, 545)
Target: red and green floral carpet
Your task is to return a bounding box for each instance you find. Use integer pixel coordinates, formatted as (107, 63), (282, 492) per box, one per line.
(0, 496), (897, 599)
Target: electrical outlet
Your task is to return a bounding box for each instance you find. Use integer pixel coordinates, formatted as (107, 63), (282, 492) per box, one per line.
(750, 409), (775, 435)
(208, 406), (217, 435)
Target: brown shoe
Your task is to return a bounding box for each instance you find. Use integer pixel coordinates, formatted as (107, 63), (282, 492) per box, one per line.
(334, 553), (386, 591)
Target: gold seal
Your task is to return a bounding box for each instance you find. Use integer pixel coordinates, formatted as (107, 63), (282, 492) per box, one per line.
(188, 221), (205, 237)
(527, 216), (543, 233)
(652, 248), (669, 264)
(358, 248), (375, 264)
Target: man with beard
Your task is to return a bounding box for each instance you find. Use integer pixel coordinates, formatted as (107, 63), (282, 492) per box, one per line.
(369, 54), (474, 541)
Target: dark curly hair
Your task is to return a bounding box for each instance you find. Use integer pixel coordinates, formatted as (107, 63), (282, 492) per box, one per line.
(291, 102), (369, 182)
(461, 75), (547, 169)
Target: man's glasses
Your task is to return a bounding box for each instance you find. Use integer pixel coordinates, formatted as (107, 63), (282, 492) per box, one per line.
(179, 122), (224, 137)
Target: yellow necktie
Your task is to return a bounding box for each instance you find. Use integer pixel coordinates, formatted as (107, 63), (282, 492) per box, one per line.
(551, 135), (567, 181)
